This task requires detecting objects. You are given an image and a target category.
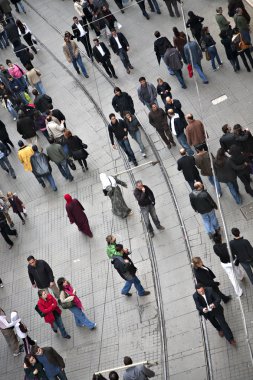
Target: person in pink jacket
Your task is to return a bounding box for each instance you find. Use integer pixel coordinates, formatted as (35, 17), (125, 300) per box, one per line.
(6, 59), (28, 91)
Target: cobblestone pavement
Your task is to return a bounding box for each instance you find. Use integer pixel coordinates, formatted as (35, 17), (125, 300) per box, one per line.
(0, 0), (253, 379)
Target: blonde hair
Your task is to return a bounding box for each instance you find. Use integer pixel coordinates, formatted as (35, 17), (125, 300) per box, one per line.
(192, 257), (202, 268)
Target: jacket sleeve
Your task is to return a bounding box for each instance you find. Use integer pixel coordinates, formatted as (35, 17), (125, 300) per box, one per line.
(177, 159), (182, 171)
(206, 192), (217, 209)
(109, 37), (117, 54)
(112, 96), (118, 112)
(121, 33), (129, 47)
(189, 194), (197, 212)
(134, 189), (145, 203)
(184, 45), (190, 64)
(154, 44), (161, 65)
(151, 84), (157, 100)
(146, 186), (155, 204)
(102, 43), (110, 57)
(210, 288), (221, 308)
(137, 87), (144, 104)
(37, 299), (57, 314)
(43, 261), (54, 282)
(28, 267), (35, 285)
(141, 365), (155, 378)
(45, 347), (65, 369)
(108, 125), (114, 145)
(193, 293), (204, 313)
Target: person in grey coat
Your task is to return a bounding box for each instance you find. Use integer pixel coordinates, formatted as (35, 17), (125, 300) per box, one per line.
(163, 47), (186, 88)
(184, 37), (209, 84)
(123, 356), (155, 380)
(46, 138), (74, 182)
(137, 77), (157, 110)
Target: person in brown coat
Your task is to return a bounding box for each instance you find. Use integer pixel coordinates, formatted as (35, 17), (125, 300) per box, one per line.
(63, 32), (89, 77)
(148, 103), (176, 149)
(7, 192), (27, 225)
(185, 114), (207, 150)
(64, 194), (93, 237)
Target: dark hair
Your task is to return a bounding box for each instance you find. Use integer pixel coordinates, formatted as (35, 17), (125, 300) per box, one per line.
(27, 255), (35, 261)
(109, 113), (116, 120)
(231, 227), (240, 237)
(222, 124), (229, 133)
(93, 38), (99, 43)
(46, 116), (52, 122)
(18, 140), (24, 147)
(111, 28), (116, 32)
(25, 63), (33, 71)
(31, 345), (40, 356)
(154, 31), (160, 38)
(33, 110), (41, 120)
(195, 143), (206, 152)
(16, 19), (25, 34)
(73, 16), (78, 20)
(139, 77), (146, 82)
(32, 145), (38, 152)
(32, 89), (39, 96)
(57, 277), (67, 291)
(195, 283), (204, 290)
(229, 144), (241, 157)
(6, 59), (12, 65)
(124, 356), (133, 366)
(109, 371), (119, 380)
(233, 124), (242, 134)
(172, 27), (180, 37)
(219, 30), (227, 39)
(64, 129), (72, 138)
(215, 147), (226, 167)
(188, 11), (194, 17)
(24, 354), (36, 368)
(38, 290), (45, 298)
(48, 136), (55, 144)
(212, 232), (222, 244)
(114, 87), (121, 94)
(115, 244), (123, 252)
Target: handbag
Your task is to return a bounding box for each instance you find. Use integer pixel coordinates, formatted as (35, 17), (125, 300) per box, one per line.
(19, 321), (28, 333)
(35, 69), (41, 77)
(59, 292), (75, 309)
(34, 305), (45, 318)
(116, 22), (122, 29)
(205, 50), (211, 61)
(187, 64), (193, 78)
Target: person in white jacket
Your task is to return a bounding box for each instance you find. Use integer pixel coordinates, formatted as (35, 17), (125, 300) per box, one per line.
(11, 311), (36, 354)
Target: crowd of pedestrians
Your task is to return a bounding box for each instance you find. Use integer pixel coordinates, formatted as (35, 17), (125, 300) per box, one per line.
(0, 0), (253, 378)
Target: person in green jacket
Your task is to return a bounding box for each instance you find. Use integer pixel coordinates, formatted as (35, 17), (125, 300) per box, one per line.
(106, 235), (129, 259)
(46, 138), (74, 182)
(215, 7), (230, 32)
(234, 8), (251, 44)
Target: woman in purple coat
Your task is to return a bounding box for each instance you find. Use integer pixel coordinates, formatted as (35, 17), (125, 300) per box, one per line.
(64, 194), (93, 237)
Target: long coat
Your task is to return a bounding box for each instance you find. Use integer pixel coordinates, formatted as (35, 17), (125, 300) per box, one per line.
(65, 199), (93, 237)
(37, 294), (62, 327)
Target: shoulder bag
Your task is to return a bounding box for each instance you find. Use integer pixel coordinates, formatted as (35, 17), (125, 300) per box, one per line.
(59, 292), (75, 309)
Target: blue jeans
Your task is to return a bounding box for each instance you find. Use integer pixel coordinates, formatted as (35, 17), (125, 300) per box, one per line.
(17, 76), (28, 91)
(193, 63), (208, 83)
(173, 69), (186, 88)
(56, 159), (73, 181)
(6, 103), (18, 119)
(118, 48), (131, 70)
(226, 181), (241, 204)
(177, 133), (194, 155)
(42, 173), (57, 190)
(131, 129), (145, 152)
(117, 138), (136, 163)
(0, 156), (16, 178)
(241, 30), (251, 45)
(208, 175), (222, 196)
(72, 54), (87, 76)
(143, 98), (158, 110)
(52, 314), (68, 337)
(207, 46), (222, 70)
(201, 209), (219, 235)
(70, 306), (95, 329)
(34, 81), (46, 95)
(147, 0), (160, 12)
(121, 275), (145, 296)
(48, 370), (68, 380)
(17, 0), (26, 13)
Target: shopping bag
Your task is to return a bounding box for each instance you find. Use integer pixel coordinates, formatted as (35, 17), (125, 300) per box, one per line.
(116, 22), (122, 29)
(187, 64), (193, 78)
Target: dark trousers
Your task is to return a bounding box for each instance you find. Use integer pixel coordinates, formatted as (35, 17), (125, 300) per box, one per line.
(240, 260), (253, 284)
(16, 211), (25, 222)
(79, 35), (93, 59)
(2, 138), (14, 153)
(156, 127), (174, 146)
(102, 58), (116, 76)
(239, 49), (253, 71)
(164, 0), (180, 17)
(238, 172), (253, 196)
(117, 138), (136, 163)
(205, 309), (233, 342)
(0, 222), (17, 246)
(114, 0), (123, 10)
(77, 158), (88, 169)
(22, 335), (36, 354)
(23, 32), (37, 54)
(137, 0), (149, 17)
(187, 174), (203, 190)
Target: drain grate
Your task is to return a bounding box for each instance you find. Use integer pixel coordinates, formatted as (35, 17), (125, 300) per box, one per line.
(241, 202), (253, 220)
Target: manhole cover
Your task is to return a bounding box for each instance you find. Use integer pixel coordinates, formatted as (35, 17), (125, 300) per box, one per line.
(241, 202), (253, 220)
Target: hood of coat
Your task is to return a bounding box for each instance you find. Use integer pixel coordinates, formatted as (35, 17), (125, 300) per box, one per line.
(10, 311), (21, 325)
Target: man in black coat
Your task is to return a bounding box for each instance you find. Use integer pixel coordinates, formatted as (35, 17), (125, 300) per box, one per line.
(177, 148), (201, 189)
(0, 207), (17, 248)
(17, 111), (39, 147)
(92, 38), (117, 78)
(193, 284), (236, 345)
(27, 255), (59, 297)
(109, 29), (133, 74)
(154, 31), (173, 66)
(4, 18), (20, 44)
(31, 346), (68, 379)
(168, 110), (194, 155)
(230, 227), (253, 285)
(32, 89), (53, 114)
(112, 87), (135, 117)
(71, 16), (93, 59)
(165, 96), (184, 118)
(134, 180), (164, 238)
(0, 119), (14, 153)
(219, 124), (236, 152)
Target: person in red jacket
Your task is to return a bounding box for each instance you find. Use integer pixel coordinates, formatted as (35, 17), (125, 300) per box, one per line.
(37, 290), (70, 339)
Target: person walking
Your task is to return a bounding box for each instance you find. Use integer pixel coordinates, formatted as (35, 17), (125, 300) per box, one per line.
(163, 0), (180, 17)
(11, 0), (26, 14)
(37, 290), (70, 339)
(231, 28), (253, 72)
(186, 11), (204, 44)
(4, 17), (20, 45)
(167, 109), (193, 155)
(194, 144), (222, 196)
(30, 145), (57, 191)
(137, 77), (157, 110)
(234, 7), (251, 44)
(135, 0), (150, 20)
(124, 112), (146, 157)
(6, 59), (28, 91)
(71, 16), (93, 59)
(185, 114), (207, 150)
(148, 103), (175, 149)
(57, 277), (96, 329)
(24, 354), (48, 380)
(192, 257), (231, 303)
(10, 311), (36, 354)
(100, 172), (133, 218)
(164, 96), (184, 118)
(0, 190), (13, 227)
(112, 87), (135, 117)
(193, 284), (236, 346)
(64, 129), (89, 172)
(0, 308), (23, 357)
(215, 7), (230, 32)
(63, 32), (89, 77)
(184, 37), (208, 84)
(32, 89), (52, 113)
(13, 40), (34, 68)
(219, 30), (240, 72)
(0, 206), (18, 249)
(16, 19), (38, 54)
(230, 227), (253, 285)
(177, 148), (202, 189)
(134, 180), (165, 238)
(0, 82), (18, 120)
(0, 141), (16, 179)
(64, 194), (93, 237)
(213, 148), (242, 204)
(153, 31), (174, 74)
(229, 144), (253, 197)
(101, 4), (117, 31)
(163, 46), (187, 89)
(108, 113), (138, 166)
(189, 182), (220, 239)
(31, 345), (69, 380)
(156, 78), (172, 105)
(73, 0), (89, 24)
(112, 244), (150, 297)
(200, 27), (223, 72)
(172, 27), (187, 64)
(123, 356), (155, 380)
(92, 38), (118, 78)
(213, 233), (244, 297)
(109, 29), (133, 74)
(27, 255), (59, 297)
(219, 124), (236, 151)
(46, 138), (74, 182)
(26, 64), (46, 95)
(17, 140), (42, 183)
(7, 191), (27, 225)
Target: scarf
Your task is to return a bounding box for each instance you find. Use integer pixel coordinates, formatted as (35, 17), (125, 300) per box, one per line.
(64, 284), (83, 310)
(64, 194), (72, 204)
(99, 173), (116, 189)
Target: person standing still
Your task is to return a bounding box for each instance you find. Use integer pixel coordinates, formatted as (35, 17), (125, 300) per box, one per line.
(27, 256), (59, 297)
(134, 180), (165, 238)
(31, 345), (69, 380)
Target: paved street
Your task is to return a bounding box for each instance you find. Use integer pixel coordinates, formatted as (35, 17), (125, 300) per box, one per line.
(0, 0), (253, 379)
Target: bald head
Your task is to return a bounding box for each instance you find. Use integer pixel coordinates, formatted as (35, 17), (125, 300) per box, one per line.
(180, 148), (186, 156)
(186, 113), (194, 121)
(194, 182), (204, 191)
(165, 96), (172, 104)
(167, 108), (174, 116)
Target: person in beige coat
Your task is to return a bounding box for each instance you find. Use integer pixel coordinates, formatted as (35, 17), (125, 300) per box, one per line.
(25, 63), (46, 94)
(63, 33), (89, 77)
